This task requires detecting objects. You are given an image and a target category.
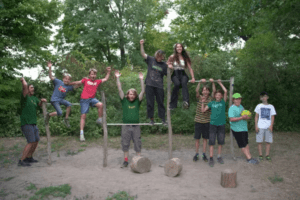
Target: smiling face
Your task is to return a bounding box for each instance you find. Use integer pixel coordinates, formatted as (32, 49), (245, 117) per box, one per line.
(202, 86), (210, 97)
(28, 85), (34, 96)
(127, 90), (137, 102)
(63, 75), (71, 85)
(89, 71), (97, 81)
(175, 44), (183, 54)
(233, 98), (242, 106)
(215, 92), (223, 101)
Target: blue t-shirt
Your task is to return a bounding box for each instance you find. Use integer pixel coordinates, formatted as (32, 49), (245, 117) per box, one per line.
(51, 79), (74, 102)
(228, 104), (248, 132)
(208, 99), (226, 126)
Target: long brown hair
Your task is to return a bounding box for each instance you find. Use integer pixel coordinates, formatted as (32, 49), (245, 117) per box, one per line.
(170, 43), (191, 68)
(125, 88), (138, 101)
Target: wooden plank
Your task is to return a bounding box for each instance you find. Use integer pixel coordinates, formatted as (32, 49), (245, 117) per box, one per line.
(46, 103), (80, 106)
(229, 77), (236, 160)
(101, 91), (108, 167)
(107, 123), (163, 126)
(190, 80), (231, 83)
(41, 102), (52, 165)
(167, 68), (173, 159)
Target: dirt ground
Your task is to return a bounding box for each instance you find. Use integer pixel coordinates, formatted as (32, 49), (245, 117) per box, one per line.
(0, 132), (300, 200)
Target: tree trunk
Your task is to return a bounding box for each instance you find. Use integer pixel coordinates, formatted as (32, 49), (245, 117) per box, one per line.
(130, 156), (151, 173)
(164, 158), (182, 177)
(221, 169), (237, 188)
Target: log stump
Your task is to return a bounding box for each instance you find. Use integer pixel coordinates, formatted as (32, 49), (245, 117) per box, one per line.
(221, 169), (237, 188)
(130, 156), (151, 173)
(164, 158), (182, 177)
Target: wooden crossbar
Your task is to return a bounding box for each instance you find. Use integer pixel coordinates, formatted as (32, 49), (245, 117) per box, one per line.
(107, 123), (163, 126)
(46, 103), (80, 106)
(190, 80), (231, 83)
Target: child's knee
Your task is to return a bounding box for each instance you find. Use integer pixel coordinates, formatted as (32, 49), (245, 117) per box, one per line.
(81, 114), (86, 120)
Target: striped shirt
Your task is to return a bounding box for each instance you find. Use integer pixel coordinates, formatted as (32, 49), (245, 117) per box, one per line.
(194, 96), (213, 123)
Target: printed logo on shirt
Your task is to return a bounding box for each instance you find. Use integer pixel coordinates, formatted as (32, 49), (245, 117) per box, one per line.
(152, 65), (162, 71)
(58, 86), (66, 93)
(212, 102), (222, 108)
(261, 108), (271, 120)
(128, 106), (136, 109)
(87, 81), (97, 86)
(30, 99), (37, 106)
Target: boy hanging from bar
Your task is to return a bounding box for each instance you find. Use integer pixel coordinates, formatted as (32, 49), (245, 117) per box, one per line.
(140, 39), (168, 126)
(70, 67), (111, 141)
(115, 70), (145, 168)
(45, 61), (74, 127)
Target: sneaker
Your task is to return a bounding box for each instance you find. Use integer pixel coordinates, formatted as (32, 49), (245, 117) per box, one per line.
(202, 154), (208, 162)
(247, 158), (259, 164)
(266, 156), (271, 161)
(121, 161), (128, 168)
(80, 135), (85, 142)
(18, 160), (31, 167)
(96, 118), (103, 125)
(149, 120), (154, 126)
(183, 101), (189, 109)
(63, 118), (70, 128)
(24, 157), (38, 163)
(217, 157), (224, 164)
(44, 112), (50, 124)
(259, 156), (263, 161)
(162, 120), (168, 127)
(193, 154), (199, 162)
(209, 158), (214, 167)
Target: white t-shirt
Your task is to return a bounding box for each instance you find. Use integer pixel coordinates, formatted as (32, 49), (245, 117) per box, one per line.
(254, 103), (276, 129)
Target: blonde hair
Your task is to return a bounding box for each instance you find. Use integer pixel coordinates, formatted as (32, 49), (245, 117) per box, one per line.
(125, 88), (138, 100)
(63, 73), (72, 79)
(89, 68), (97, 75)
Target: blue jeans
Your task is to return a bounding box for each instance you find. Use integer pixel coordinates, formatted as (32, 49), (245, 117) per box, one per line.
(51, 100), (72, 116)
(80, 98), (100, 114)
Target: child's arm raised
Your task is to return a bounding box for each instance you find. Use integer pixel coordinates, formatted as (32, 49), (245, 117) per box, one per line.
(102, 67), (111, 83)
(115, 70), (124, 100)
(138, 72), (145, 101)
(217, 79), (227, 102)
(210, 78), (216, 98)
(48, 61), (55, 81)
(140, 40), (147, 59)
(20, 77), (28, 97)
(196, 79), (206, 99)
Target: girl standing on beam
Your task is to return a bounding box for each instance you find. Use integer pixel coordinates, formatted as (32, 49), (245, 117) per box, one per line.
(167, 43), (195, 110)
(115, 70), (145, 168)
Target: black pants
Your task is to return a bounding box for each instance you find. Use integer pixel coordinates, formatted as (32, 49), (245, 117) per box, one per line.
(146, 85), (165, 120)
(170, 70), (189, 108)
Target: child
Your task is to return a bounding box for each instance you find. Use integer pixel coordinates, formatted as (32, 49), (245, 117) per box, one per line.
(45, 61), (74, 127)
(70, 67), (111, 141)
(140, 39), (168, 126)
(115, 70), (145, 168)
(202, 79), (227, 167)
(255, 92), (276, 161)
(193, 78), (215, 162)
(228, 93), (259, 164)
(167, 43), (195, 109)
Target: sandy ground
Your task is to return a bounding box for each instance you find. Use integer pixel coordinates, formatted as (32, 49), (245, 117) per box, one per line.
(1, 145), (299, 200)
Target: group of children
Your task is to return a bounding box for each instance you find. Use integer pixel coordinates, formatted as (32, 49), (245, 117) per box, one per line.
(18, 40), (276, 168)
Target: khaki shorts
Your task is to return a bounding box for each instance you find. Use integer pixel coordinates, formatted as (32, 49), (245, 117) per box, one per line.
(256, 128), (273, 143)
(121, 125), (141, 152)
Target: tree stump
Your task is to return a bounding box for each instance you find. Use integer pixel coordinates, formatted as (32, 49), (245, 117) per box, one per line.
(130, 156), (151, 173)
(164, 158), (182, 177)
(221, 169), (237, 188)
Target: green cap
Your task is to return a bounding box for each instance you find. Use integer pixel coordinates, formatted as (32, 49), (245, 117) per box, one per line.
(232, 93), (242, 99)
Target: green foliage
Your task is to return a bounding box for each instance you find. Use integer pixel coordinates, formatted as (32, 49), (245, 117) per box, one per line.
(106, 191), (135, 200)
(29, 184), (71, 200)
(268, 173), (284, 184)
(26, 183), (37, 191)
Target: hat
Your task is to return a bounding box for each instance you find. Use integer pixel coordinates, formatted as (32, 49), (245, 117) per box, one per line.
(232, 93), (242, 99)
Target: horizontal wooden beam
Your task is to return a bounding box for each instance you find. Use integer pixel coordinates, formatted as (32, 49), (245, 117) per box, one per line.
(190, 80), (231, 83)
(107, 123), (163, 126)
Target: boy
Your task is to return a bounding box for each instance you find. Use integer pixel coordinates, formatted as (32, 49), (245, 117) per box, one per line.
(115, 70), (145, 168)
(140, 39), (168, 126)
(45, 61), (74, 127)
(202, 79), (227, 167)
(19, 78), (47, 166)
(228, 93), (259, 164)
(255, 92), (276, 161)
(193, 78), (215, 162)
(70, 67), (111, 141)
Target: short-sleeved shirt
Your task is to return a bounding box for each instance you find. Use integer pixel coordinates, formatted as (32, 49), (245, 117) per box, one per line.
(81, 78), (102, 99)
(20, 94), (40, 126)
(194, 96), (213, 123)
(144, 55), (167, 89)
(254, 103), (276, 129)
(228, 104), (248, 132)
(121, 98), (141, 123)
(51, 78), (74, 102)
(208, 99), (226, 126)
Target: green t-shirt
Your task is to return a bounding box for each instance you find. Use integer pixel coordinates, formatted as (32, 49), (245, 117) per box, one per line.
(20, 94), (40, 126)
(228, 104), (248, 132)
(121, 98), (141, 123)
(208, 99), (226, 126)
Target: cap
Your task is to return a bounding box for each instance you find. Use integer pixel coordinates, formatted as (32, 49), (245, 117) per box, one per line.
(232, 93), (242, 99)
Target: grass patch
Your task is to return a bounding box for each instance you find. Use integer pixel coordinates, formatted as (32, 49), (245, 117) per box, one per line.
(3, 177), (14, 182)
(106, 191), (135, 200)
(0, 189), (8, 197)
(268, 173), (284, 184)
(80, 144), (88, 147)
(10, 144), (19, 151)
(67, 150), (77, 156)
(51, 142), (65, 153)
(0, 145), (5, 151)
(29, 184), (71, 200)
(0, 153), (9, 160)
(26, 183), (37, 191)
(78, 149), (85, 152)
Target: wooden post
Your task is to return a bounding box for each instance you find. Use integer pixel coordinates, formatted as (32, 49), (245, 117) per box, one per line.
(164, 158), (182, 177)
(229, 77), (236, 160)
(167, 68), (173, 159)
(221, 169), (237, 188)
(130, 156), (151, 173)
(101, 91), (108, 167)
(41, 102), (52, 165)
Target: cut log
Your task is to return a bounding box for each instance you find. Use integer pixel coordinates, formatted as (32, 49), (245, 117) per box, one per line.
(130, 156), (151, 173)
(164, 158), (182, 177)
(221, 169), (237, 188)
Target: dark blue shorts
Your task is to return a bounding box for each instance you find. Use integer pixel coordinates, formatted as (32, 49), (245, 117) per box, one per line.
(21, 124), (40, 143)
(51, 100), (72, 116)
(80, 98), (100, 114)
(209, 124), (225, 145)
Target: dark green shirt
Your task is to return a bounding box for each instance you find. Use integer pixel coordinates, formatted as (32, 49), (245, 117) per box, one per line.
(20, 94), (40, 126)
(208, 99), (226, 126)
(121, 98), (141, 123)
